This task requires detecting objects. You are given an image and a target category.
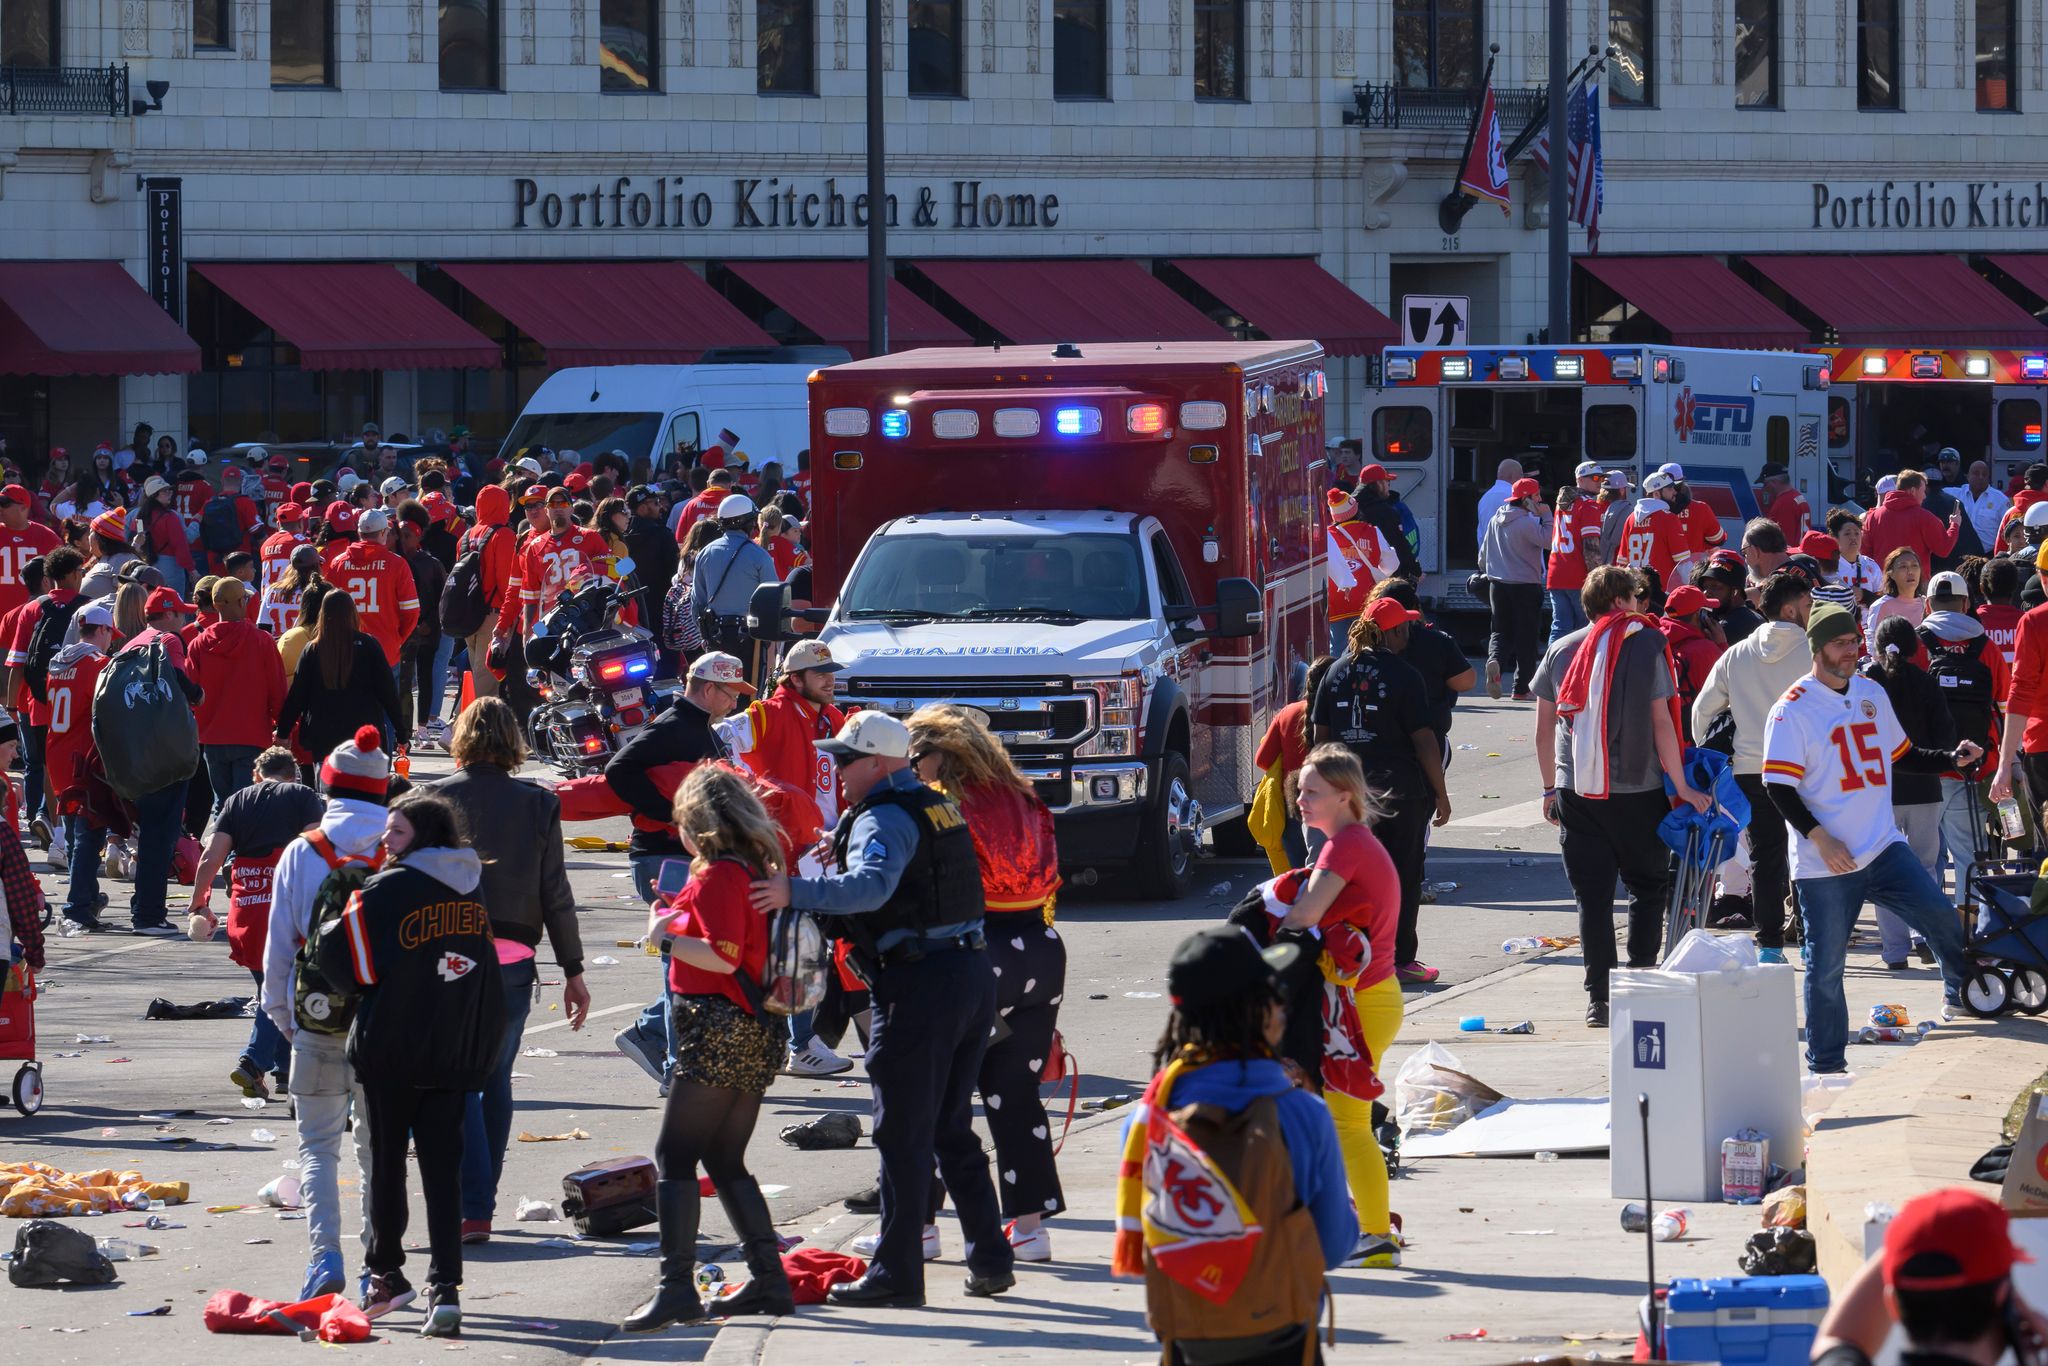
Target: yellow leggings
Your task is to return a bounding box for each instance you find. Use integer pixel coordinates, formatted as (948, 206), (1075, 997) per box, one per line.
(1325, 975), (1404, 1238)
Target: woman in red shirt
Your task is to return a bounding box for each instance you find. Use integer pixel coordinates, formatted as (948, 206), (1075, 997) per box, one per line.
(623, 765), (793, 1333)
(1279, 743), (1405, 1271)
(1251, 655), (1337, 873)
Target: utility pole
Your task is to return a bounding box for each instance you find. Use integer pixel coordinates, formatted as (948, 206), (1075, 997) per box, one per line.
(1546, 0), (1570, 343)
(865, 0), (888, 357)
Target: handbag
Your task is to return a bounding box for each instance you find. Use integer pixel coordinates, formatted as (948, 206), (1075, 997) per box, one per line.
(1038, 1029), (1081, 1156)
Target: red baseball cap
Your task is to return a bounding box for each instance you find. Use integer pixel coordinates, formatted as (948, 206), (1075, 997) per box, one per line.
(1356, 463), (1393, 484)
(1663, 585), (1709, 617)
(276, 501), (306, 522)
(563, 471), (591, 494)
(290, 482), (314, 503)
(328, 504), (359, 534)
(1883, 1187), (2032, 1290)
(1365, 597), (1422, 631)
(421, 491), (457, 523)
(1799, 530), (1840, 559)
(1510, 477), (1542, 501)
(0, 484), (32, 507)
(144, 587), (197, 617)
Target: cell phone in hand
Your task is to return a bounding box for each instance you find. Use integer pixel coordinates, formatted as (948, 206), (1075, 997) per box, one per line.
(654, 858), (690, 901)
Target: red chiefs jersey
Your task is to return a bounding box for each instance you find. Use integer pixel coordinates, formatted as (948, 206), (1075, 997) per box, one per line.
(1546, 499), (1606, 592)
(0, 520), (58, 621)
(176, 476), (214, 522)
(517, 527), (610, 618)
(1618, 503), (1693, 588)
(6, 588), (79, 727)
(719, 686), (845, 836)
(331, 540), (420, 666)
(260, 473), (291, 512)
(44, 646), (108, 810)
(259, 529), (307, 597)
(1768, 487), (1812, 543)
(1677, 504), (1726, 557)
(1325, 520), (1396, 624)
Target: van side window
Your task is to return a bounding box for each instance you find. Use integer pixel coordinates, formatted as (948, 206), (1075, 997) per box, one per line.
(1374, 406), (1432, 460)
(1151, 532), (1192, 616)
(671, 413), (702, 461)
(1766, 415), (1790, 466)
(1584, 405), (1638, 460)
(1827, 396), (1852, 451)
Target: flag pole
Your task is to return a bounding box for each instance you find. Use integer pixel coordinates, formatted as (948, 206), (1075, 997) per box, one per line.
(1436, 45), (1499, 235)
(1546, 0), (1570, 343)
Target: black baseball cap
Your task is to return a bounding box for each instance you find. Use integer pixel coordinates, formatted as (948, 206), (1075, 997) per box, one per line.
(628, 483), (660, 506)
(1757, 462), (1789, 481)
(1780, 553), (1824, 586)
(1167, 924), (1299, 1011)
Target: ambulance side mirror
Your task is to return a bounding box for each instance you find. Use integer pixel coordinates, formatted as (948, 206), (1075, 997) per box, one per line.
(747, 582), (794, 641)
(1207, 577), (1263, 640)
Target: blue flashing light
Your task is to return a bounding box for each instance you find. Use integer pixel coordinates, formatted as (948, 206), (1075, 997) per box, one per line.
(1055, 408), (1084, 435)
(880, 408), (910, 438)
(2026, 356), (2048, 380)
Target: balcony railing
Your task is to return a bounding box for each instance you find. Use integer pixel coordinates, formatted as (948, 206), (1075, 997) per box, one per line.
(1345, 82), (1546, 132)
(1, 63), (130, 116)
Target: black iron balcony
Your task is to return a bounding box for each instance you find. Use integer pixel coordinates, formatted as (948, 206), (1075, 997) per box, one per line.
(1, 63), (130, 116)
(1345, 82), (1546, 131)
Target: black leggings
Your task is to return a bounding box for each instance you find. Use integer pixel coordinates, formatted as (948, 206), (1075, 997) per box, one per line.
(654, 1081), (762, 1183)
(362, 1085), (465, 1290)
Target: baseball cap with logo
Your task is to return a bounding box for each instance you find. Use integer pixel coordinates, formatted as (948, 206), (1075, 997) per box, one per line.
(687, 652), (758, 696)
(1575, 461), (1604, 479)
(1643, 471), (1675, 493)
(144, 587), (197, 617)
(1663, 585), (1709, 617)
(1657, 463), (1686, 482)
(328, 505), (360, 535)
(517, 485), (548, 507)
(0, 485), (31, 507)
(379, 476), (408, 496)
(1356, 463), (1393, 484)
(781, 640), (842, 675)
(1882, 1187), (2031, 1291)
(1168, 923), (1299, 1012)
(1364, 597), (1421, 631)
(1928, 570), (1971, 600)
(817, 709), (912, 761)
(1510, 477), (1542, 501)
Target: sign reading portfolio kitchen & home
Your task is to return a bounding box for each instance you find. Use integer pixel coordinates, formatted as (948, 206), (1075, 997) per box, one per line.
(512, 177), (1061, 232)
(1812, 180), (2048, 230)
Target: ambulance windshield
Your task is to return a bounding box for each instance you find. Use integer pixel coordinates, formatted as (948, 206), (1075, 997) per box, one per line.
(841, 533), (1147, 622)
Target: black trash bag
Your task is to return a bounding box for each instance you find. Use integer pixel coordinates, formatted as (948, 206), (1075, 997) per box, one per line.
(779, 1113), (862, 1151)
(1738, 1226), (1817, 1277)
(1972, 1142), (2013, 1185)
(144, 996), (253, 1021)
(9, 1220), (118, 1287)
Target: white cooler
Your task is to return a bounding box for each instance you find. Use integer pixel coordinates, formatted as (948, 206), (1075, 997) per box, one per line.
(1608, 962), (1804, 1202)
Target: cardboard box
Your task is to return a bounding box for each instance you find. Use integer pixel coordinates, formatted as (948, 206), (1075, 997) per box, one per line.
(2003, 1091), (2048, 1214)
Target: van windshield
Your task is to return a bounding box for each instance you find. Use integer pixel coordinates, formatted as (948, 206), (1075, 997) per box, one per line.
(499, 411), (662, 464)
(841, 534), (1148, 622)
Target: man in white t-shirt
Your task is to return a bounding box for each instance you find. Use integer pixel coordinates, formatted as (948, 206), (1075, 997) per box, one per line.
(1760, 603), (1979, 1073)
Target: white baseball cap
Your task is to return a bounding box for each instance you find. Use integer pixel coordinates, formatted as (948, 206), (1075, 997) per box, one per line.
(1644, 471), (1676, 493)
(687, 651), (758, 695)
(1575, 461), (1604, 479)
(1605, 468), (1632, 489)
(77, 600), (114, 630)
(716, 493), (757, 521)
(379, 476), (408, 496)
(1928, 570), (1971, 599)
(781, 640), (842, 674)
(818, 709), (911, 761)
(1658, 462), (1686, 481)
(1876, 474), (1900, 495)
(357, 507), (391, 535)
(516, 457), (544, 477)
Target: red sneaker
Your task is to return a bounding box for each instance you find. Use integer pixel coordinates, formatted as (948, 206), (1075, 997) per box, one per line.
(460, 1219), (490, 1245)
(1396, 961), (1440, 985)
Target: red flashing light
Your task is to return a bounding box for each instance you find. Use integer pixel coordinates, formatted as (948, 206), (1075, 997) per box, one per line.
(1387, 441), (1406, 455)
(580, 734), (606, 754)
(1127, 403), (1168, 435)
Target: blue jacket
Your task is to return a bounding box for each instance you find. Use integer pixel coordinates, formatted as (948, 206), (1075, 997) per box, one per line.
(1133, 1056), (1357, 1270)
(788, 768), (981, 952)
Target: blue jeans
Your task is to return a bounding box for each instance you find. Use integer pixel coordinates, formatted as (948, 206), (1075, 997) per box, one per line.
(203, 744), (262, 820)
(1547, 587), (1589, 645)
(20, 723), (45, 827)
(789, 1008), (817, 1050)
(130, 778), (189, 927)
(153, 556), (187, 595)
(459, 956), (537, 1223)
(63, 813), (106, 923)
(243, 967), (288, 1079)
(419, 635), (456, 724)
(1795, 841), (1969, 1073)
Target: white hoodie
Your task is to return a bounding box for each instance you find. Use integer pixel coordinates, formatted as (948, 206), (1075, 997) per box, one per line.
(1691, 621), (1813, 776)
(261, 796), (387, 1037)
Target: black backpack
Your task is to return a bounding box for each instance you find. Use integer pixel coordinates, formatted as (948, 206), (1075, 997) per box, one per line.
(199, 493), (242, 553)
(440, 526), (498, 639)
(1919, 627), (1997, 746)
(22, 595), (87, 703)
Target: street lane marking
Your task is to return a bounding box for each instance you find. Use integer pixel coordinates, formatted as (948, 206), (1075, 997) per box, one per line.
(1444, 797), (1550, 829)
(524, 1000), (640, 1036)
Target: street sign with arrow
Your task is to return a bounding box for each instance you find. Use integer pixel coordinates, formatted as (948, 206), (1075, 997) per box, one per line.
(1401, 295), (1470, 347)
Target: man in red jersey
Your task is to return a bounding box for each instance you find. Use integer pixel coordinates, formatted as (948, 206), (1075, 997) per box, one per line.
(1547, 461), (1609, 643)
(259, 502), (310, 601)
(1617, 471), (1694, 602)
(1656, 463), (1727, 562)
(517, 488), (609, 633)
(330, 507), (420, 672)
(1759, 462), (1811, 543)
(0, 483), (59, 621)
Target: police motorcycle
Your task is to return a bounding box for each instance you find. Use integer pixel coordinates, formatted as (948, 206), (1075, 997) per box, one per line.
(526, 558), (680, 775)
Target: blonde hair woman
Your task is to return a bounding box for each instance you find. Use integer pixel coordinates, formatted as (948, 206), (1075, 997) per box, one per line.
(622, 764), (792, 1332)
(900, 704), (1065, 1260)
(1277, 742), (1405, 1270)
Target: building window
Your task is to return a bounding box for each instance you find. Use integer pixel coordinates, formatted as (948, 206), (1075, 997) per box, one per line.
(1735, 0), (1775, 105)
(1193, 0), (1244, 98)
(440, 0), (497, 89)
(194, 0), (232, 49)
(602, 0), (659, 90)
(1978, 0), (2017, 108)
(1053, 0), (1107, 98)
(908, 0), (962, 95)
(1858, 0), (1899, 107)
(1609, 0), (1652, 104)
(1392, 0), (1481, 89)
(2, 0), (59, 66)
(757, 0), (812, 92)
(272, 0), (334, 86)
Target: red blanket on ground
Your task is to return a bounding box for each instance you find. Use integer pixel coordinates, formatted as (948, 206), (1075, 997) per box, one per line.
(202, 1289), (371, 1342)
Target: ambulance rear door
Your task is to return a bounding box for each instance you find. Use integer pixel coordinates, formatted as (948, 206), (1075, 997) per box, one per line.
(1360, 382), (1442, 577)
(1992, 383), (2046, 482)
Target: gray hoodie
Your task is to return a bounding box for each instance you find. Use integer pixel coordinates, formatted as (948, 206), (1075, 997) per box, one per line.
(261, 797), (388, 1036)
(395, 844), (483, 896)
(1920, 608), (1984, 642)
(1691, 620), (1813, 775)
(1479, 503), (1551, 584)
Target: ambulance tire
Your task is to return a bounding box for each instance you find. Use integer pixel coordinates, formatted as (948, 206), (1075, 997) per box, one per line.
(1134, 751), (1197, 902)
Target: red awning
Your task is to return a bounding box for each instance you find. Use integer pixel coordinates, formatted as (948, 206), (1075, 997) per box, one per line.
(194, 263), (500, 370)
(0, 261), (199, 376)
(724, 261), (968, 358)
(1169, 258), (1397, 356)
(1575, 256), (1809, 350)
(915, 260), (1227, 344)
(439, 261), (774, 364)
(1986, 255), (2048, 312)
(1741, 254), (2047, 347)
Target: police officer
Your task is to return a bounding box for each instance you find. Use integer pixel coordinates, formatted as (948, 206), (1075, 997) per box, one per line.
(690, 494), (778, 683)
(750, 710), (1015, 1308)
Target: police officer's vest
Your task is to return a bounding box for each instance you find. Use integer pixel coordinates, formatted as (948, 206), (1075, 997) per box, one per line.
(829, 782), (985, 944)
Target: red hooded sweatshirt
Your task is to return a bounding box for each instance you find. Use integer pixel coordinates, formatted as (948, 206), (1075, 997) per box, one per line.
(189, 616), (290, 747)
(1862, 489), (1960, 573)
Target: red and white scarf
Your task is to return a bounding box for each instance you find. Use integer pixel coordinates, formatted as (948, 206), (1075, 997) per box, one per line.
(1555, 610), (1682, 799)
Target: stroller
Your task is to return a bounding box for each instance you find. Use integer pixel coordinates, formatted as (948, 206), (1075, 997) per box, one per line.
(1955, 788), (2048, 1017)
(1656, 748), (1752, 958)
(0, 956), (42, 1115)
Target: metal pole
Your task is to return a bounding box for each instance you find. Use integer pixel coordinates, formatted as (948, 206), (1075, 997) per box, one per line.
(1545, 0), (1570, 342)
(865, 0), (888, 357)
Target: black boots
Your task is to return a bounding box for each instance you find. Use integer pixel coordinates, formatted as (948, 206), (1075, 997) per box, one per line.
(622, 1180), (705, 1332)
(713, 1175), (795, 1317)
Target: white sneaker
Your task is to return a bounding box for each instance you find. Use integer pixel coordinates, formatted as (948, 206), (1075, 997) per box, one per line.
(44, 842), (67, 873)
(28, 815), (51, 850)
(1006, 1223), (1052, 1262)
(851, 1225), (940, 1261)
(1340, 1233), (1403, 1269)
(785, 1037), (854, 1078)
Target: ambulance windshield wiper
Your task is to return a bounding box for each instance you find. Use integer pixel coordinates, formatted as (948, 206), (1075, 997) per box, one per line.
(845, 607), (968, 622)
(959, 607), (1090, 622)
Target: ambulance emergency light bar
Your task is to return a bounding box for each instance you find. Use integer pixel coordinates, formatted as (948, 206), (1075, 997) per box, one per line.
(828, 396), (1212, 441)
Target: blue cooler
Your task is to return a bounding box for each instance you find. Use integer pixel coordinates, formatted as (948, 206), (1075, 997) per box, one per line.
(1663, 1275), (1829, 1365)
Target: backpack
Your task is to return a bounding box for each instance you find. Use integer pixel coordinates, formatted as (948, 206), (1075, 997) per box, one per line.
(90, 641), (199, 800)
(199, 493), (243, 554)
(292, 831), (383, 1037)
(439, 526), (499, 639)
(1919, 627), (1997, 747)
(22, 595), (87, 703)
(691, 855), (826, 1017)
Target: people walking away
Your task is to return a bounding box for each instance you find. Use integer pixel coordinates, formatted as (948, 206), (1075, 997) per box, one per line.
(5, 545), (87, 853)
(620, 765), (795, 1332)
(1955, 459), (2010, 560)
(1618, 471), (1693, 602)
(1311, 596), (1453, 985)
(1691, 572), (1813, 963)
(1474, 458), (1522, 541)
(1859, 615), (1957, 969)
(275, 591), (408, 763)
(605, 651), (747, 902)
(1758, 463), (1810, 543)
(1478, 476), (1551, 701)
(1112, 924), (1355, 1366)
(431, 697), (590, 1244)
(1533, 565), (1712, 1026)
(1761, 603), (1977, 1073)
(1977, 556), (2024, 674)
(1547, 462), (1608, 644)
(188, 578), (288, 815)
(185, 746), (322, 1098)
(1991, 543), (2048, 848)
(897, 705), (1066, 1264)
(1697, 551), (1765, 644)
(1325, 485), (1398, 654)
(692, 495), (778, 680)
(332, 507), (420, 679)
(1864, 548), (1927, 639)
(748, 710), (1015, 1308)
(1863, 470), (1962, 577)
(455, 483), (516, 704)
(315, 789), (502, 1337)
(1656, 584), (1726, 741)
(1278, 744), (1405, 1271)
(1919, 571), (2009, 908)
(110, 588), (205, 935)
(260, 728), (389, 1303)
(1810, 1186), (2047, 1366)
(46, 602), (118, 934)
(1355, 464), (1422, 583)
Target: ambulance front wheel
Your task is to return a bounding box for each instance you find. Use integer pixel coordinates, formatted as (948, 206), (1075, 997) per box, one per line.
(12, 1063), (42, 1116)
(1134, 751), (1198, 902)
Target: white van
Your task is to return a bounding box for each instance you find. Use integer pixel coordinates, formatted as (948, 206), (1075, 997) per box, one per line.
(497, 346), (845, 476)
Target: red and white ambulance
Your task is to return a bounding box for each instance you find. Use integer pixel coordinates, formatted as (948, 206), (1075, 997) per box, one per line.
(1814, 347), (2048, 496)
(754, 341), (1326, 898)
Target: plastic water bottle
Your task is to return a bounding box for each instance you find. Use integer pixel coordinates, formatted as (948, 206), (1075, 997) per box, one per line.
(1998, 796), (2026, 840)
(1651, 1208), (1692, 1242)
(1502, 936), (1545, 954)
(95, 1237), (157, 1261)
(1458, 1016), (1486, 1031)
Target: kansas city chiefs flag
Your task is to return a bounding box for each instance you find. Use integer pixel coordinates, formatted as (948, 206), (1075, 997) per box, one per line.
(1457, 84), (1512, 216)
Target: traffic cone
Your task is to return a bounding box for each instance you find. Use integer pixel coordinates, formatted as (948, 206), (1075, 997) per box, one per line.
(457, 669), (476, 715)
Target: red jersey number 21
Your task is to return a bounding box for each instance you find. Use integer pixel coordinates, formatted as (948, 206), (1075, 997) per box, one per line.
(1831, 721), (1885, 792)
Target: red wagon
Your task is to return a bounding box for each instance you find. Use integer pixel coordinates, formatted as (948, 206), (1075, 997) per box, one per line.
(0, 960), (42, 1115)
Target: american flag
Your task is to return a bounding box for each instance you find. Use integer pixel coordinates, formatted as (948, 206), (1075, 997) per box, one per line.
(1529, 79), (1605, 251)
